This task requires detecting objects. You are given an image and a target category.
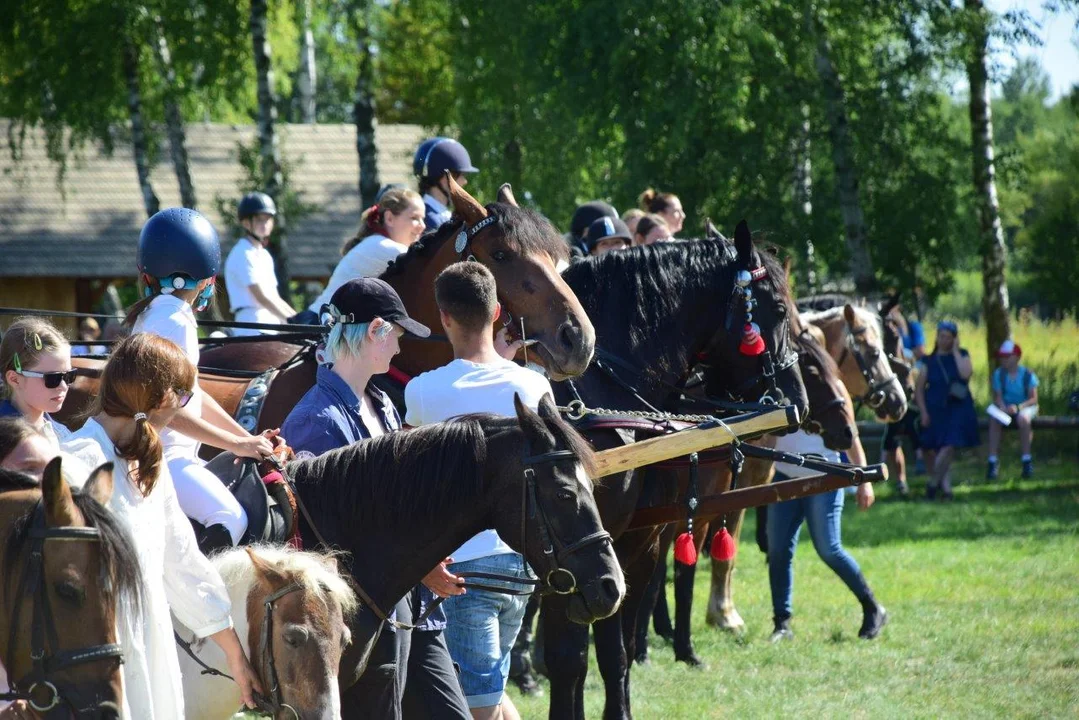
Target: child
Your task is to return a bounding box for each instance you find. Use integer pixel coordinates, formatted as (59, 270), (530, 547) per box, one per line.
(0, 317), (75, 449)
(987, 340), (1039, 479)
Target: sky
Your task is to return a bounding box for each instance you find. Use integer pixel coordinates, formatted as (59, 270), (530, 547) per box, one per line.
(988, 0), (1079, 100)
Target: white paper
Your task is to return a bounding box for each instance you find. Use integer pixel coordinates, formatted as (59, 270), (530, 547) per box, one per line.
(987, 404), (1012, 426)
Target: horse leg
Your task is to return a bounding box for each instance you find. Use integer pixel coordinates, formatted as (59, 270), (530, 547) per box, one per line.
(594, 610), (631, 720)
(509, 594), (542, 694)
(633, 525), (673, 663)
(541, 597), (589, 720)
(671, 522), (710, 666)
(618, 541), (662, 720)
(650, 530), (675, 641)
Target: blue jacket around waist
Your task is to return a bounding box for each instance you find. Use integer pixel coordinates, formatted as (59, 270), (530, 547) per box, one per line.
(281, 365), (445, 631)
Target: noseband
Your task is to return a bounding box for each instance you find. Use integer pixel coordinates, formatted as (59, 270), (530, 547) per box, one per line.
(837, 326), (899, 410)
(2, 505), (124, 718)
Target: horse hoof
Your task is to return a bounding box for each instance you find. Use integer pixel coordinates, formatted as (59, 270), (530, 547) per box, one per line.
(634, 651), (651, 666)
(675, 650), (705, 668)
(512, 673), (544, 696)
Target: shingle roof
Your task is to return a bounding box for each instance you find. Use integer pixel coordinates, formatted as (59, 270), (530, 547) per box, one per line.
(0, 120), (426, 278)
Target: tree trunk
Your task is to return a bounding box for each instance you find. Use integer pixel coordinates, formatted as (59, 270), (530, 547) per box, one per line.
(122, 39), (160, 218)
(792, 104), (816, 292)
(151, 17), (197, 209)
(297, 0), (317, 123)
(249, 0), (292, 303)
(352, 2), (380, 208)
(966, 0), (1011, 375)
(815, 30), (875, 294)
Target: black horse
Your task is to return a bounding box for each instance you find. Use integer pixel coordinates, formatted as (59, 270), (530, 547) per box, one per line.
(536, 223), (808, 720)
(284, 395), (625, 716)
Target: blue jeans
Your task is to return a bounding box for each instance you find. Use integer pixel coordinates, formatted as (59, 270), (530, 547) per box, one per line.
(767, 486), (870, 620)
(442, 553), (532, 708)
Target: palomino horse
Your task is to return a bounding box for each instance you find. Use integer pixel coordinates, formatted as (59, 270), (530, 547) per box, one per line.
(0, 459), (142, 719)
(802, 304), (908, 422)
(177, 545), (358, 720)
(639, 318), (857, 664)
(284, 395), (624, 717)
(536, 226), (808, 720)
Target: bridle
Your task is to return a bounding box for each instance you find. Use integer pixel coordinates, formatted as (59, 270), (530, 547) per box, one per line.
(793, 327), (848, 436)
(836, 324), (900, 411)
(2, 505), (124, 718)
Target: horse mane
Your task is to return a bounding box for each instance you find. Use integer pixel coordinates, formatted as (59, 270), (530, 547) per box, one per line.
(381, 203), (569, 280)
(802, 305), (882, 340)
(3, 487), (144, 616)
(213, 545), (359, 620)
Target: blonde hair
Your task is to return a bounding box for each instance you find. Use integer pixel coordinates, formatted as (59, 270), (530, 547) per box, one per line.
(342, 188), (423, 255)
(621, 208), (645, 224)
(0, 318), (70, 399)
(638, 188), (679, 214)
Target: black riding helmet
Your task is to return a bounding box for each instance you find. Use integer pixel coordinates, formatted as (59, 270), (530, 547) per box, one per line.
(137, 207), (221, 281)
(413, 138), (478, 181)
(237, 192), (277, 220)
(570, 201), (618, 242)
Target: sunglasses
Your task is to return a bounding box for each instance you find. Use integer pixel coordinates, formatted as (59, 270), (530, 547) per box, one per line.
(16, 369), (78, 389)
(175, 389), (194, 408)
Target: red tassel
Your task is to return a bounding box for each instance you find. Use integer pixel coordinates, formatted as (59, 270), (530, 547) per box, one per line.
(739, 323), (765, 356)
(674, 532), (698, 565)
(710, 527), (737, 561)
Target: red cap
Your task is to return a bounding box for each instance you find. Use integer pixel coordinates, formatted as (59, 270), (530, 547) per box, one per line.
(998, 340), (1022, 357)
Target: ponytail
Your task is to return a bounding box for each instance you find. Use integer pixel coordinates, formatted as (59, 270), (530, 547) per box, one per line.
(638, 188), (678, 214)
(114, 414), (163, 496)
(342, 188), (423, 256)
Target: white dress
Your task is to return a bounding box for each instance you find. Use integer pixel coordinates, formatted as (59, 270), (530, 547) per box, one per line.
(63, 419), (233, 720)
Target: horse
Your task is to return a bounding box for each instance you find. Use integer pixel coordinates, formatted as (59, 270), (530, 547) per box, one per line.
(639, 316), (858, 664)
(0, 458), (142, 719)
(535, 224), (808, 720)
(802, 304), (908, 422)
(177, 545), (358, 720)
(283, 394), (625, 716)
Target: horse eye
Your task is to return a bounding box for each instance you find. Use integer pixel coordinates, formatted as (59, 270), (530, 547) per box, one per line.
(491, 250), (510, 263)
(283, 627), (309, 648)
(556, 490), (574, 502)
(54, 581), (85, 606)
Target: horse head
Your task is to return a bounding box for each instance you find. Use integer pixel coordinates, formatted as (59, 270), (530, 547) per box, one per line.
(842, 304), (908, 422)
(0, 459), (135, 719)
(244, 547), (357, 720)
(795, 324), (856, 451)
(494, 394), (624, 625)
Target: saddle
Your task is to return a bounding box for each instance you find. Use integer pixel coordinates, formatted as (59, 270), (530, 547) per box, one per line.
(192, 452), (297, 555)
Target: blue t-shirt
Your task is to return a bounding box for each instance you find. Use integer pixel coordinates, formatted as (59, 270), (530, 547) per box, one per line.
(903, 320), (925, 353)
(992, 366), (1038, 406)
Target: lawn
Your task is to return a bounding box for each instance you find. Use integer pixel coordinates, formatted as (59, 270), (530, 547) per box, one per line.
(509, 449), (1079, 719)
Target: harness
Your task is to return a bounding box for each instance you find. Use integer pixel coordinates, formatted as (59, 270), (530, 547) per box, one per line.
(2, 505), (125, 718)
(836, 325), (899, 411)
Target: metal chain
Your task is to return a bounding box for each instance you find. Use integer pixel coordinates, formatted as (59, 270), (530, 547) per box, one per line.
(557, 400), (724, 425)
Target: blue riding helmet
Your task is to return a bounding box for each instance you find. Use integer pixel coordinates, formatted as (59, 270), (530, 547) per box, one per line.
(413, 138), (478, 180)
(237, 192), (277, 220)
(137, 208), (221, 282)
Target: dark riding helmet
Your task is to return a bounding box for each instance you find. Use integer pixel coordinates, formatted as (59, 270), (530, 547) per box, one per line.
(570, 201), (618, 242)
(413, 138), (478, 180)
(137, 207), (221, 281)
(237, 192), (277, 220)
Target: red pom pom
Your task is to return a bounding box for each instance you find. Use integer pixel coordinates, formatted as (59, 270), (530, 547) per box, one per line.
(710, 527), (737, 561)
(674, 532), (698, 565)
(739, 323), (766, 356)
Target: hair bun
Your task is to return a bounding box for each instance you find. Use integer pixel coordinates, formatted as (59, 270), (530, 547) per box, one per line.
(638, 188), (657, 210)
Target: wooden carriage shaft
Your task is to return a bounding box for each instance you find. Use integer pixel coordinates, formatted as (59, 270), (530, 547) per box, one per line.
(588, 406), (799, 479)
(625, 465), (890, 530)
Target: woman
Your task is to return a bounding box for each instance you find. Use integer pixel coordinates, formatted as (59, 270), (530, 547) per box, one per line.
(917, 320), (978, 499)
(0, 317), (75, 448)
(621, 208), (645, 237)
(767, 431), (887, 642)
(639, 188), (685, 236)
(282, 278), (469, 720)
(633, 213), (672, 246)
(62, 333), (262, 719)
(127, 208), (279, 554)
(299, 188), (427, 324)
(414, 137), (480, 231)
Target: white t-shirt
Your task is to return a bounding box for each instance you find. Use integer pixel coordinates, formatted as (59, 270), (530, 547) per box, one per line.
(224, 237), (281, 313)
(308, 234), (409, 313)
(132, 294), (204, 461)
(773, 430), (842, 478)
(405, 358), (554, 562)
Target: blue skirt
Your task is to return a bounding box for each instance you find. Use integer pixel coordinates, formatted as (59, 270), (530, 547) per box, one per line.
(920, 397), (980, 450)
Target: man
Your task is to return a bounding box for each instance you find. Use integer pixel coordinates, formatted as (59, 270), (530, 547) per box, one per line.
(584, 216), (632, 256)
(223, 192), (295, 335)
(404, 262), (550, 720)
(413, 138), (480, 232)
(987, 340), (1039, 479)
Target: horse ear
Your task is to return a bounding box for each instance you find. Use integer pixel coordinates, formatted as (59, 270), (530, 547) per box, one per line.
(783, 256), (793, 280)
(705, 219), (728, 242)
(247, 547), (289, 587)
(84, 462), (115, 507)
(497, 183), (519, 207)
(734, 219), (753, 263)
(843, 303), (859, 328)
(514, 393), (551, 445)
(536, 393), (560, 424)
(42, 457), (78, 528)
(446, 171), (488, 226)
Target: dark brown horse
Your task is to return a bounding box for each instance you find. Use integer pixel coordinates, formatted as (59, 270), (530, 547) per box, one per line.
(0, 459), (142, 719)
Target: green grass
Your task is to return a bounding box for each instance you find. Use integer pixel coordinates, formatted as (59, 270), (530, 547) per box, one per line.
(508, 451), (1079, 719)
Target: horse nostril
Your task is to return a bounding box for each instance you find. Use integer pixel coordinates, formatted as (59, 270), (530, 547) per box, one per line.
(557, 321), (580, 352)
(97, 703), (121, 720)
(601, 577), (622, 603)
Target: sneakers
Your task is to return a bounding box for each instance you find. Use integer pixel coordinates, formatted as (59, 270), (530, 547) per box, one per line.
(986, 459), (999, 481)
(1022, 459), (1034, 479)
(896, 481), (910, 498)
(859, 602), (889, 640)
(770, 617), (794, 643)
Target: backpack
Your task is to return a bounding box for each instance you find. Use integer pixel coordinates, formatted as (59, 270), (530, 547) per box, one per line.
(994, 366), (1032, 403)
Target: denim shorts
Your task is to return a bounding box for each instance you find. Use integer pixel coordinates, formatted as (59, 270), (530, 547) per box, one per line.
(442, 553), (533, 708)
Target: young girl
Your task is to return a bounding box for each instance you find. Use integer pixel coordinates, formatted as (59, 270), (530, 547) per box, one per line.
(0, 317), (75, 449)
(128, 207), (278, 554)
(639, 187), (685, 236)
(62, 333), (262, 718)
(632, 213), (672, 246)
(300, 188), (427, 323)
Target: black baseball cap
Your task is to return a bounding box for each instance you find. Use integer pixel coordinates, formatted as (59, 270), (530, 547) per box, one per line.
(326, 278), (431, 338)
(585, 216), (632, 250)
